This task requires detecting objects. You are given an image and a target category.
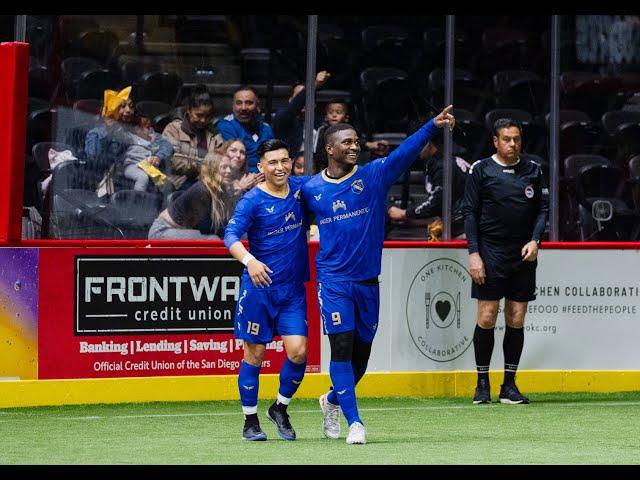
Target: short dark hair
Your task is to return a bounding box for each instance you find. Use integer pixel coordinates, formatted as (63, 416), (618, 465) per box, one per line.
(493, 118), (522, 137)
(233, 85), (259, 98)
(325, 99), (349, 113)
(324, 122), (356, 144)
(258, 139), (290, 160)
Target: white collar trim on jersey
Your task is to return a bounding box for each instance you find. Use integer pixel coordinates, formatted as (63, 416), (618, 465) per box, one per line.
(257, 182), (290, 199)
(321, 165), (359, 184)
(491, 154), (520, 167)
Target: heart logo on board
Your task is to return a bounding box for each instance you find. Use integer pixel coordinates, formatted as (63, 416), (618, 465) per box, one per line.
(435, 300), (451, 321)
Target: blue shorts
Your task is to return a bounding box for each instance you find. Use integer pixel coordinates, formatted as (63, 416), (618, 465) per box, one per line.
(317, 280), (380, 343)
(235, 279), (308, 344)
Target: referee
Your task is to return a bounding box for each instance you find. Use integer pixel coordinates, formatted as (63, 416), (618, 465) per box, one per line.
(462, 118), (549, 404)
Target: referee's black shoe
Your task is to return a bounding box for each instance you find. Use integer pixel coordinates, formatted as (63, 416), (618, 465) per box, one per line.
(267, 403), (296, 440)
(499, 383), (530, 404)
(473, 378), (491, 404)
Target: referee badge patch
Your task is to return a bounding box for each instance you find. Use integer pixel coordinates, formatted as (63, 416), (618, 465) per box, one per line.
(351, 179), (364, 194)
(524, 185), (534, 198)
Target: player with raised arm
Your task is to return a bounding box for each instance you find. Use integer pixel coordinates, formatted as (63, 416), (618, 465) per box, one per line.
(301, 106), (455, 444)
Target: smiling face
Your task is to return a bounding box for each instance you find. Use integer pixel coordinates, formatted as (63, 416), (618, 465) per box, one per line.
(232, 89), (259, 125)
(226, 140), (247, 171)
(326, 128), (360, 168)
(258, 148), (292, 189)
(218, 156), (234, 187)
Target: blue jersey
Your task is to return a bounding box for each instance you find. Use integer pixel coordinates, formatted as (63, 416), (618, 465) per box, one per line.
(301, 119), (440, 282)
(224, 176), (310, 286)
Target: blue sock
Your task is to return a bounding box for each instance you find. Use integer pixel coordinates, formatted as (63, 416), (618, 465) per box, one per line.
(329, 360), (362, 426)
(327, 360), (368, 405)
(238, 361), (261, 414)
(277, 357), (306, 403)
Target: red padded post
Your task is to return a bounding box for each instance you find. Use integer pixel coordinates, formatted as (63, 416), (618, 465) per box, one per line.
(0, 42), (29, 244)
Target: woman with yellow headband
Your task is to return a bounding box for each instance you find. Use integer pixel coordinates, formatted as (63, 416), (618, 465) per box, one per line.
(84, 86), (137, 174)
(85, 86), (173, 192)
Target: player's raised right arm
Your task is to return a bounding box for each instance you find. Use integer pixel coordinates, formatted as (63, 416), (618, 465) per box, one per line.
(380, 105), (454, 188)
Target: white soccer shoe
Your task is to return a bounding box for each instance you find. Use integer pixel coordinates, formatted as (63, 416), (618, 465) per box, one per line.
(319, 393), (341, 439)
(346, 421), (367, 445)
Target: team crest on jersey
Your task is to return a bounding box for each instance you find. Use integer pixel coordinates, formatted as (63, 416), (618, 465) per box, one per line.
(332, 199), (347, 212)
(351, 179), (365, 194)
(314, 193), (322, 201)
(285, 211), (296, 222)
(524, 185), (534, 199)
(266, 206), (275, 213)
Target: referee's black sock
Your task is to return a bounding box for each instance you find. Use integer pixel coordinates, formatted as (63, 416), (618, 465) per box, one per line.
(503, 325), (524, 385)
(473, 325), (495, 383)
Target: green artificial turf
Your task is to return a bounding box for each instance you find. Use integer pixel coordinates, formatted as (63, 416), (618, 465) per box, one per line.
(1, 392), (639, 464)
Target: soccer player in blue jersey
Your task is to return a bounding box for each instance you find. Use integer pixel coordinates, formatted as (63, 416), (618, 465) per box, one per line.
(224, 139), (310, 442)
(301, 106), (455, 444)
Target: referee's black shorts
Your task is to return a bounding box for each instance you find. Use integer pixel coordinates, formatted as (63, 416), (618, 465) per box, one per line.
(471, 257), (537, 302)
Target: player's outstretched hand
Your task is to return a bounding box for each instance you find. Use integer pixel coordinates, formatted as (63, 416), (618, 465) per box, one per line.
(247, 259), (273, 288)
(434, 105), (455, 131)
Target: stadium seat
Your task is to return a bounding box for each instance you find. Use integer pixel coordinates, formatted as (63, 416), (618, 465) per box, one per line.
(137, 71), (183, 106)
(575, 164), (639, 240)
(110, 189), (162, 239)
(493, 70), (547, 116)
(61, 56), (102, 88)
(136, 101), (172, 121)
(26, 108), (56, 152)
(120, 59), (162, 86)
(49, 188), (123, 239)
(360, 67), (410, 133)
(361, 25), (411, 70)
(563, 154), (611, 179)
(70, 30), (120, 65)
(72, 69), (122, 101)
(28, 65), (56, 101)
(428, 68), (478, 113)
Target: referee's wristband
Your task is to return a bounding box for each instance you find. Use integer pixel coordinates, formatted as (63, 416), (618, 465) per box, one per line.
(241, 253), (255, 266)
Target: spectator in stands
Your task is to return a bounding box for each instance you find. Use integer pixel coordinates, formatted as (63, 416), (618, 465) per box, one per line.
(123, 116), (174, 192)
(217, 86), (274, 173)
(148, 152), (242, 240)
(271, 71), (331, 156)
(219, 138), (262, 194)
(314, 99), (390, 172)
(387, 135), (470, 238)
(163, 85), (224, 191)
(292, 153), (306, 176)
(84, 86), (136, 175)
